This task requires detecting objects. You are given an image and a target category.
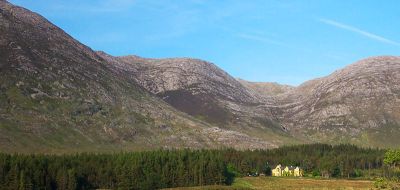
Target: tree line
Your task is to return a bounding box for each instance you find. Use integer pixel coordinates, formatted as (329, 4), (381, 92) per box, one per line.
(224, 144), (385, 178)
(0, 144), (386, 189)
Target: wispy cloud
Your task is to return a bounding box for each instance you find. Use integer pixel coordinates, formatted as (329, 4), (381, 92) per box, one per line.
(237, 33), (349, 62)
(237, 33), (295, 49)
(236, 33), (314, 53)
(319, 18), (400, 46)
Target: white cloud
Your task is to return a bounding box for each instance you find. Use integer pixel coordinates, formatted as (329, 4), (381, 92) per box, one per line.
(319, 18), (400, 46)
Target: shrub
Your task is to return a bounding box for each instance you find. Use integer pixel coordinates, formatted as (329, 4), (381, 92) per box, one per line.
(374, 178), (388, 189)
(312, 169), (321, 177)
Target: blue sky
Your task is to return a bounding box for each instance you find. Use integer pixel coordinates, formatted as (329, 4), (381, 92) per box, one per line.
(10, 0), (400, 85)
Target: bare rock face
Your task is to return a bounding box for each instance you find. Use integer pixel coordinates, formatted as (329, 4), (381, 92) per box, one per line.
(96, 54), (282, 133)
(237, 79), (294, 97)
(278, 56), (400, 145)
(130, 57), (259, 103)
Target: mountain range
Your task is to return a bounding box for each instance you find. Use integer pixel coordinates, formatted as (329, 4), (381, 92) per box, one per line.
(1, 1), (399, 153)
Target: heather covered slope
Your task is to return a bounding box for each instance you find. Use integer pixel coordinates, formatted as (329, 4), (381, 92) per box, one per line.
(0, 0), (278, 153)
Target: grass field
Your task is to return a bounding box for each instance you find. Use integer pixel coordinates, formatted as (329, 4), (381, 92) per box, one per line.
(164, 177), (374, 190)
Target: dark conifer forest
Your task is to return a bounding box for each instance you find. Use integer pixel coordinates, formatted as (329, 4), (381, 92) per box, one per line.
(0, 144), (386, 189)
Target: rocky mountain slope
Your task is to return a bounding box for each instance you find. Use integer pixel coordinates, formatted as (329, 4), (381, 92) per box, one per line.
(1, 0), (399, 153)
(99, 54), (266, 124)
(0, 0), (277, 153)
(95, 53), (297, 146)
(99, 52), (400, 148)
(237, 79), (294, 97)
(277, 56), (400, 147)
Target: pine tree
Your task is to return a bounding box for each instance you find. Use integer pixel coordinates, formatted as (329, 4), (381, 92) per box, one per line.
(67, 169), (77, 190)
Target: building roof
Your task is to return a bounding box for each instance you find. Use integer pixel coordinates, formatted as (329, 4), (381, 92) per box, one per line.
(286, 166), (296, 170)
(274, 164), (302, 170)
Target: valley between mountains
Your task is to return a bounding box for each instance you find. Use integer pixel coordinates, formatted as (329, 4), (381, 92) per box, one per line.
(1, 0), (400, 153)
